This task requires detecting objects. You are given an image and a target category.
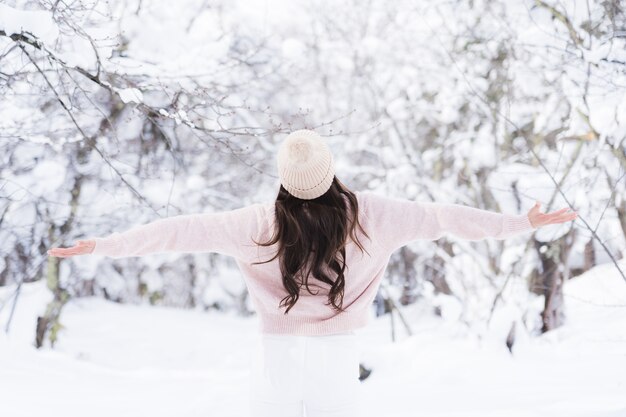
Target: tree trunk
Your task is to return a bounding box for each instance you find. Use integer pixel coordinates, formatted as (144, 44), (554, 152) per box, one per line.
(398, 246), (419, 305)
(533, 228), (576, 333)
(35, 173), (83, 348)
(425, 241), (454, 295)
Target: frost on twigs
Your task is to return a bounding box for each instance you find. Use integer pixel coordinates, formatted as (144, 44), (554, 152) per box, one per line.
(115, 88), (144, 104)
(0, 4), (59, 46)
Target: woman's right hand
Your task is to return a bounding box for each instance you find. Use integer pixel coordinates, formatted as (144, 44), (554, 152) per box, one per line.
(47, 239), (95, 258)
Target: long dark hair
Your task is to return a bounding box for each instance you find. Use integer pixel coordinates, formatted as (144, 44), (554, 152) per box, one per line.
(252, 176), (371, 314)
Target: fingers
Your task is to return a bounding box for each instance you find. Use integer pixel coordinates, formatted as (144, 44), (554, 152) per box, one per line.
(542, 206), (575, 215)
(550, 207), (577, 216)
(48, 240), (95, 258)
(533, 201), (569, 216)
(551, 207), (570, 214)
(47, 246), (83, 258)
(48, 248), (75, 257)
(526, 201), (578, 227)
(546, 211), (578, 224)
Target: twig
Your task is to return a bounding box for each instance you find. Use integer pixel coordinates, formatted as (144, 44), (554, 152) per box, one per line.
(380, 280), (414, 337)
(417, 3), (626, 284)
(16, 43), (161, 216)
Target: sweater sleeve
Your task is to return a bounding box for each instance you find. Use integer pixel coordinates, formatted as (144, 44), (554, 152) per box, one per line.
(362, 192), (537, 252)
(90, 203), (262, 260)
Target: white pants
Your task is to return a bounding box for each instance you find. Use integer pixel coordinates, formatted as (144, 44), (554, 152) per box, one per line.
(248, 330), (363, 417)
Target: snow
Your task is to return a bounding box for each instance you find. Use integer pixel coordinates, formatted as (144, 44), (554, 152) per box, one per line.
(0, 4), (59, 45)
(116, 88), (144, 104)
(281, 38), (307, 59)
(29, 160), (66, 195)
(1, 263), (625, 417)
(1, 0), (625, 414)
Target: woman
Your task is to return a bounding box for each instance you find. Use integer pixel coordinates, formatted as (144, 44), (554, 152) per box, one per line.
(48, 129), (578, 417)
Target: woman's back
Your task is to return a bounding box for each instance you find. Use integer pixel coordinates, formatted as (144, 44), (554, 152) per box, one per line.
(239, 190), (392, 336)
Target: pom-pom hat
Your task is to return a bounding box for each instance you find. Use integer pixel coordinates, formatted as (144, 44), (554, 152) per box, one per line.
(277, 129), (335, 200)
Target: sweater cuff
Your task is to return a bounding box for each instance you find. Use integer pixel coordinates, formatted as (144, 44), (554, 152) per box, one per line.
(501, 213), (536, 237)
(91, 236), (118, 257)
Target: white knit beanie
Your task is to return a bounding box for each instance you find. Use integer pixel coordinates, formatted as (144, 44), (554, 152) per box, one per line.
(276, 129), (335, 200)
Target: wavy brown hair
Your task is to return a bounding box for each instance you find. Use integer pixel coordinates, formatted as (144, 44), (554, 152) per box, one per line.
(251, 176), (371, 314)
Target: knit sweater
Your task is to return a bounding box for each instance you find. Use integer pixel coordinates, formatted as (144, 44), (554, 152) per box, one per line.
(91, 191), (537, 336)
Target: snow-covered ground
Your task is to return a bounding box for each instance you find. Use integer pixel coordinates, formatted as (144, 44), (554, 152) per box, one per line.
(1, 263), (625, 417)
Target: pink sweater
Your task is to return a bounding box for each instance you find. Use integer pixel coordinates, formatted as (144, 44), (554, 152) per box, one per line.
(92, 191), (536, 336)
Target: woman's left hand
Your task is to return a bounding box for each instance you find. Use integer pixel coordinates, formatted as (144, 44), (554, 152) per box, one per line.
(527, 201), (578, 229)
(47, 239), (96, 258)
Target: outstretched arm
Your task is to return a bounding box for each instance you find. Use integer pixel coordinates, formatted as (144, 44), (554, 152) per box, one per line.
(362, 192), (577, 252)
(48, 204), (262, 259)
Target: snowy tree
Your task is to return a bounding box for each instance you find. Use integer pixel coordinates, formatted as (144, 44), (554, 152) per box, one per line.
(1, 0), (624, 350)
